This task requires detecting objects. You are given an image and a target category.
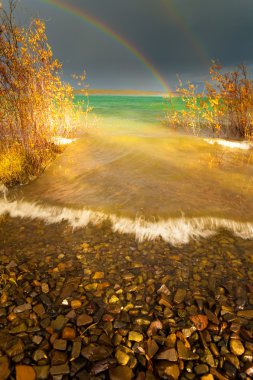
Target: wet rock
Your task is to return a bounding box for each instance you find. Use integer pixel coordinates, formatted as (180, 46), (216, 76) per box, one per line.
(174, 288), (187, 304)
(41, 283), (49, 293)
(237, 309), (253, 319)
(71, 341), (82, 361)
(225, 353), (240, 369)
(33, 349), (47, 362)
(128, 331), (143, 342)
(194, 364), (209, 375)
(204, 308), (219, 325)
(16, 365), (36, 380)
(51, 315), (68, 331)
(70, 300), (82, 309)
(177, 340), (199, 360)
(9, 321), (27, 334)
(50, 363), (70, 376)
(34, 365), (50, 379)
(32, 335), (43, 345)
(90, 358), (117, 375)
(33, 303), (45, 316)
(201, 375), (214, 380)
(147, 320), (163, 337)
(109, 295), (120, 304)
(51, 350), (68, 365)
(230, 339), (245, 356)
(84, 283), (98, 292)
(157, 284), (170, 295)
(5, 337), (25, 357)
(53, 339), (67, 351)
(165, 333), (177, 348)
(115, 349), (130, 365)
(62, 326), (76, 340)
(77, 314), (93, 327)
(156, 362), (180, 379)
(245, 364), (253, 376)
(145, 338), (159, 358)
(203, 348), (215, 367)
(93, 271), (105, 279)
(182, 326), (197, 338)
(190, 314), (208, 331)
(156, 348), (178, 361)
(159, 294), (172, 308)
(13, 303), (32, 313)
(109, 365), (133, 380)
(0, 356), (10, 380)
(223, 361), (237, 379)
(81, 344), (113, 361)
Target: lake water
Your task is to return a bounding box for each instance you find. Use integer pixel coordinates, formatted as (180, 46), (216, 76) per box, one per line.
(3, 95), (253, 245)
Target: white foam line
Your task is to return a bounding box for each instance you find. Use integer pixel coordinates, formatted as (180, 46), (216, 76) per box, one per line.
(204, 138), (252, 150)
(52, 137), (77, 145)
(0, 199), (253, 245)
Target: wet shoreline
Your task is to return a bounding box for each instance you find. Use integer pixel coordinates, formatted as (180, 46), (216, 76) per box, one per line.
(0, 216), (253, 379)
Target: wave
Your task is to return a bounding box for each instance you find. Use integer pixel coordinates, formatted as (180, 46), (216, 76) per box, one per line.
(204, 138), (252, 150)
(0, 199), (253, 245)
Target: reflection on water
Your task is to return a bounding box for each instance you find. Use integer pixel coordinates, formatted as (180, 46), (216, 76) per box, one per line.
(11, 114), (253, 223)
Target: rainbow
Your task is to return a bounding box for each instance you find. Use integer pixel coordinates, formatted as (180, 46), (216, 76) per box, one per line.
(41, 0), (172, 94)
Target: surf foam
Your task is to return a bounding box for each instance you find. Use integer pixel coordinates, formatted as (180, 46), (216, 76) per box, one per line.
(204, 138), (252, 150)
(0, 199), (253, 245)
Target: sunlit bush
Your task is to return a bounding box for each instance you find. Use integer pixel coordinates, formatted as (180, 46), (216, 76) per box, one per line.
(0, 1), (88, 185)
(166, 62), (253, 140)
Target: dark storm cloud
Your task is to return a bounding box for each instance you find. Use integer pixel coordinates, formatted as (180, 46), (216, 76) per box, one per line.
(3, 0), (253, 90)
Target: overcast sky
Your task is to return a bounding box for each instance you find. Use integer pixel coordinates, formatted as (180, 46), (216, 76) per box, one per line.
(3, 0), (253, 91)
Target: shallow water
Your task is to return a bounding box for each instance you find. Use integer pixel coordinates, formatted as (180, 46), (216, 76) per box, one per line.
(4, 96), (253, 244)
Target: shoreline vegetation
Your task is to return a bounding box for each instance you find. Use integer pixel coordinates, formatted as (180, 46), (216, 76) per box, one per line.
(165, 63), (253, 141)
(0, 1), (88, 187)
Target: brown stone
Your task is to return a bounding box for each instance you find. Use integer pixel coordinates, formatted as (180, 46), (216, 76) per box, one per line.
(77, 314), (93, 327)
(0, 356), (10, 380)
(70, 300), (82, 309)
(109, 366), (133, 380)
(156, 348), (178, 361)
(33, 304), (45, 316)
(51, 350), (68, 365)
(62, 326), (76, 340)
(237, 309), (253, 319)
(190, 314), (208, 331)
(16, 365), (36, 380)
(174, 288), (187, 304)
(50, 363), (70, 376)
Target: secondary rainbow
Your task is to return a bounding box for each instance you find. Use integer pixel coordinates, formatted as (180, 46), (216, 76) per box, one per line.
(161, 0), (210, 66)
(41, 0), (172, 94)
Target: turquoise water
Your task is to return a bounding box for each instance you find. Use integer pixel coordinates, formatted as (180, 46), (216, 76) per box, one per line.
(75, 95), (185, 123)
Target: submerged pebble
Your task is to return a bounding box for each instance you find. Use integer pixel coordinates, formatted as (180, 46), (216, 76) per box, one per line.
(0, 217), (252, 378)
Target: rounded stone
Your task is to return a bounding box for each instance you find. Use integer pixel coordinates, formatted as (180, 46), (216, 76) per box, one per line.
(230, 339), (245, 356)
(109, 366), (133, 380)
(0, 356), (10, 380)
(16, 365), (36, 380)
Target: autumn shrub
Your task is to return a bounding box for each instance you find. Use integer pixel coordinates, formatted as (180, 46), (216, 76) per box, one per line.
(0, 1), (88, 185)
(166, 62), (253, 140)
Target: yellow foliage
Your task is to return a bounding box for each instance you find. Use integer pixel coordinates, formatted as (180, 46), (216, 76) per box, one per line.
(0, 1), (89, 185)
(166, 62), (253, 140)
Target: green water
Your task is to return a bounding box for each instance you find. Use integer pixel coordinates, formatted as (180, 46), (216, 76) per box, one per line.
(75, 95), (185, 123)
